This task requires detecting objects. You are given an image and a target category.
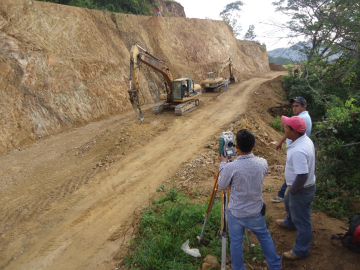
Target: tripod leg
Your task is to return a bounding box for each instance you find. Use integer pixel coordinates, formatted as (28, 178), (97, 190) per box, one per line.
(199, 172), (219, 244)
(221, 232), (228, 270)
(245, 228), (252, 249)
(221, 189), (229, 270)
(199, 189), (217, 243)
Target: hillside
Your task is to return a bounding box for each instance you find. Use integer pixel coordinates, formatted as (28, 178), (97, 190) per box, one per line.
(0, 0), (269, 156)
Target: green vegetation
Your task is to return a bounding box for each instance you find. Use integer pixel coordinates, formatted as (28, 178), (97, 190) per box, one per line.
(121, 187), (267, 269)
(121, 188), (222, 269)
(268, 55), (292, 65)
(243, 25), (267, 51)
(269, 115), (284, 133)
(220, 1), (244, 37)
(38, 0), (157, 15)
(243, 24), (256, 41)
(243, 244), (265, 263)
(274, 0), (360, 218)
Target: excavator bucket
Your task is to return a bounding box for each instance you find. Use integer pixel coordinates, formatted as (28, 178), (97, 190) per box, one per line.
(128, 89), (144, 123)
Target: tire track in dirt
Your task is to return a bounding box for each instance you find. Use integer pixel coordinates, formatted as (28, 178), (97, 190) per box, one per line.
(0, 73), (285, 269)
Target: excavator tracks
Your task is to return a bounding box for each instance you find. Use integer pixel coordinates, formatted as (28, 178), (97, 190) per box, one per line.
(175, 99), (200, 116)
(153, 101), (167, 114)
(214, 85), (225, 93)
(153, 99), (200, 116)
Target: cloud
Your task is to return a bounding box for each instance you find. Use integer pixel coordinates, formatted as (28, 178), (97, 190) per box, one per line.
(177, 0), (292, 49)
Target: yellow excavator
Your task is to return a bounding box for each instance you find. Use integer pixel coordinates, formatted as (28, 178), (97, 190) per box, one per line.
(128, 44), (202, 123)
(200, 57), (237, 93)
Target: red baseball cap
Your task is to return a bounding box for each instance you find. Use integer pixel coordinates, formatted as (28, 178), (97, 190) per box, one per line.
(281, 116), (306, 133)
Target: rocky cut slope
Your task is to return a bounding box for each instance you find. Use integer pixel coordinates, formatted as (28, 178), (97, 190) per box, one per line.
(0, 0), (269, 155)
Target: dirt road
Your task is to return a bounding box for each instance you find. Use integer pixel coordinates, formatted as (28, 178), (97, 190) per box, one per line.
(1, 71), (359, 270)
(0, 72), (281, 269)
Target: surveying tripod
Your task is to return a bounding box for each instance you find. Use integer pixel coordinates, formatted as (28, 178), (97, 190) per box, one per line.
(198, 169), (252, 270)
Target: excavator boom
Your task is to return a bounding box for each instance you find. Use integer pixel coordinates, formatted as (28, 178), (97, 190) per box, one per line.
(129, 45), (174, 123)
(216, 57), (236, 83)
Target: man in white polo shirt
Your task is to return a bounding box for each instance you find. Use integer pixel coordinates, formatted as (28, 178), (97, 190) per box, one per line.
(276, 116), (316, 261)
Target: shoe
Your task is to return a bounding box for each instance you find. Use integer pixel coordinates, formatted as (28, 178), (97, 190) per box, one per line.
(272, 196), (284, 203)
(283, 250), (303, 260)
(275, 219), (297, 231)
(276, 219), (288, 228)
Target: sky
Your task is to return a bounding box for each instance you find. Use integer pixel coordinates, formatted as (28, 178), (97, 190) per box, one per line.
(176, 0), (293, 50)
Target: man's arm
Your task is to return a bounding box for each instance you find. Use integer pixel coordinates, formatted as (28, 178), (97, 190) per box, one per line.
(275, 134), (287, 150)
(290, 173), (308, 194)
(218, 155), (232, 190)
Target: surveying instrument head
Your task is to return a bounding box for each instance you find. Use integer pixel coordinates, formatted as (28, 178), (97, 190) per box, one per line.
(219, 131), (236, 162)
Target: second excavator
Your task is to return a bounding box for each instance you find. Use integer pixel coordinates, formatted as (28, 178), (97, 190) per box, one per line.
(200, 57), (237, 93)
(128, 44), (201, 123)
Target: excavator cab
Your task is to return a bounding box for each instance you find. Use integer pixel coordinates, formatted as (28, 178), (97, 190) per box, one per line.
(172, 80), (182, 100)
(173, 79), (197, 100)
(206, 72), (216, 80)
(173, 79), (188, 99)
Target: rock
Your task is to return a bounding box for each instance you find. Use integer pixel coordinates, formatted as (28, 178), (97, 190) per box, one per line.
(200, 238), (210, 246)
(203, 254), (221, 269)
(201, 262), (212, 270)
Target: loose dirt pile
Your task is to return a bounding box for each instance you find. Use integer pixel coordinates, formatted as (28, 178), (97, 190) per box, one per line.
(269, 63), (288, 71)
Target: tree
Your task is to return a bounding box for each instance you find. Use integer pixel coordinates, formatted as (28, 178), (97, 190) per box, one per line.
(219, 1), (244, 38)
(273, 0), (360, 216)
(39, 0), (151, 15)
(272, 0), (360, 63)
(243, 24), (256, 41)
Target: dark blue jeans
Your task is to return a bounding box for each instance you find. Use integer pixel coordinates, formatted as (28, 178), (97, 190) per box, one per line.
(228, 211), (281, 270)
(283, 184), (316, 257)
(277, 181), (287, 198)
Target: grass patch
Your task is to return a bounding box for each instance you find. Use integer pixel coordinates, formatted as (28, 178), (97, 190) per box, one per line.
(269, 116), (283, 133)
(120, 188), (275, 269)
(265, 214), (273, 227)
(121, 188), (223, 269)
(243, 244), (265, 264)
(274, 90), (286, 100)
(313, 182), (356, 219)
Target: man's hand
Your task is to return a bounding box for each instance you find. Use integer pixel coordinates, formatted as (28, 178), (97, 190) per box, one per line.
(289, 186), (298, 195)
(218, 154), (229, 163)
(275, 134), (287, 151)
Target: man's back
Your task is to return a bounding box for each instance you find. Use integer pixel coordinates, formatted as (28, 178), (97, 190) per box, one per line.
(218, 153), (267, 218)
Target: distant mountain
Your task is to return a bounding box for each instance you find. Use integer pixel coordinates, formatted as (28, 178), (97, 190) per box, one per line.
(268, 55), (292, 65)
(268, 46), (305, 63)
(268, 41), (340, 64)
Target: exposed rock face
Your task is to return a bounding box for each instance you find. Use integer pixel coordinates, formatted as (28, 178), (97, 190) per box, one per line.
(158, 0), (186, 17)
(0, 0), (269, 155)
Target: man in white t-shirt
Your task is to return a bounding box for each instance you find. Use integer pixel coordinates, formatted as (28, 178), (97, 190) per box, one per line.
(276, 116), (316, 261)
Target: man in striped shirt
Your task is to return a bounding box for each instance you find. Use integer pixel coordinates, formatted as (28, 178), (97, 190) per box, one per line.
(218, 129), (281, 270)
